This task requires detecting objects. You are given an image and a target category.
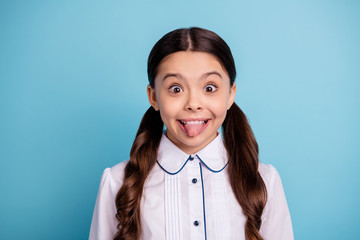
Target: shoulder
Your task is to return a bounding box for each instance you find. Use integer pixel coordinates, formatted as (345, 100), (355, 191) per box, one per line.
(100, 160), (129, 190)
(100, 160), (128, 190)
(258, 162), (278, 182)
(258, 162), (284, 195)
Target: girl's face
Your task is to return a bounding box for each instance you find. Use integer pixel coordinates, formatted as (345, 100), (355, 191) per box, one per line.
(147, 51), (236, 154)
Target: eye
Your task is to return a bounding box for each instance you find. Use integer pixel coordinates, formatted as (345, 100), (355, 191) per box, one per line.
(169, 85), (183, 94)
(204, 84), (217, 93)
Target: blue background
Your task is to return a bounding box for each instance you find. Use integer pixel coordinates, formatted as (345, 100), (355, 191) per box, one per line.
(1, 0), (359, 239)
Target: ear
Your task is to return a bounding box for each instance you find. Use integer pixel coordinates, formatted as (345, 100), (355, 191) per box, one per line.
(227, 83), (236, 110)
(147, 85), (159, 111)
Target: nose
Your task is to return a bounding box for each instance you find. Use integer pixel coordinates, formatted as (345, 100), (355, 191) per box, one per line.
(185, 91), (203, 111)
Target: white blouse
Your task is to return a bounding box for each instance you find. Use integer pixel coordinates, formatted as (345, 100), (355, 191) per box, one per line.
(89, 133), (294, 240)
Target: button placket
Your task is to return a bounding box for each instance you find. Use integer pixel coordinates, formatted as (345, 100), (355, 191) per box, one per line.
(187, 156), (204, 239)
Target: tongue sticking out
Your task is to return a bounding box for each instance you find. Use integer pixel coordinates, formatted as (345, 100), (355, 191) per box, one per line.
(181, 121), (208, 137)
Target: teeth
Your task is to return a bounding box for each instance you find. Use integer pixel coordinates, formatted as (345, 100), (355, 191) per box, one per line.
(186, 121), (203, 124)
(180, 120), (208, 125)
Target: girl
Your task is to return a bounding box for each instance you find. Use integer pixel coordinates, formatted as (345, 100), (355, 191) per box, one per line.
(89, 27), (293, 240)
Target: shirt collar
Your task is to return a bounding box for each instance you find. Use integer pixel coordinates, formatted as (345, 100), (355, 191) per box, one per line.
(157, 132), (228, 175)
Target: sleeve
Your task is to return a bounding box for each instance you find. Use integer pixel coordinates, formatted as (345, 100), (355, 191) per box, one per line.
(260, 165), (294, 240)
(89, 168), (119, 240)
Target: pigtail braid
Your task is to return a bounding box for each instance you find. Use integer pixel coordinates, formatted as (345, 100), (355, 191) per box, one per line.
(114, 107), (163, 240)
(222, 103), (267, 240)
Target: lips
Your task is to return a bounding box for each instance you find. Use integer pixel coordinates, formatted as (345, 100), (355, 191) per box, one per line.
(177, 119), (210, 137)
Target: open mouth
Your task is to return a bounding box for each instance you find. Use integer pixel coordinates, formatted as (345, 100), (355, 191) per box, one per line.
(177, 119), (210, 137)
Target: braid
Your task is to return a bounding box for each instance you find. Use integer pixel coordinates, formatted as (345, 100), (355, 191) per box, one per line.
(114, 107), (163, 240)
(222, 103), (267, 240)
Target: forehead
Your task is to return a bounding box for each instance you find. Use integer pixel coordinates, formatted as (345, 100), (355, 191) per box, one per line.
(156, 51), (227, 76)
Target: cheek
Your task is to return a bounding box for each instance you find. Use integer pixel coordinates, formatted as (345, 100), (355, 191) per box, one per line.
(210, 94), (230, 117)
(211, 102), (228, 119)
(158, 97), (183, 123)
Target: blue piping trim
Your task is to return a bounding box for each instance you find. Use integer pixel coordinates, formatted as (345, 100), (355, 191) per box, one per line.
(156, 155), (192, 175)
(196, 154), (228, 173)
(199, 163), (207, 240)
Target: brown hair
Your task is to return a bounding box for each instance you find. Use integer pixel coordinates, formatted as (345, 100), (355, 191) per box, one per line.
(114, 27), (267, 240)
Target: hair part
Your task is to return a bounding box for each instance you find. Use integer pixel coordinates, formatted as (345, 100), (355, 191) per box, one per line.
(147, 27), (236, 88)
(115, 27), (267, 240)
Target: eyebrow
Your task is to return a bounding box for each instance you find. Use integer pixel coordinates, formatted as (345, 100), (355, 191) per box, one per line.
(163, 73), (183, 81)
(203, 71), (223, 79)
(162, 71), (223, 81)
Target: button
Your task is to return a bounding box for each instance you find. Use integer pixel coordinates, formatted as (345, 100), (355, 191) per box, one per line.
(194, 220), (200, 226)
(192, 178), (197, 184)
(189, 156), (194, 161)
